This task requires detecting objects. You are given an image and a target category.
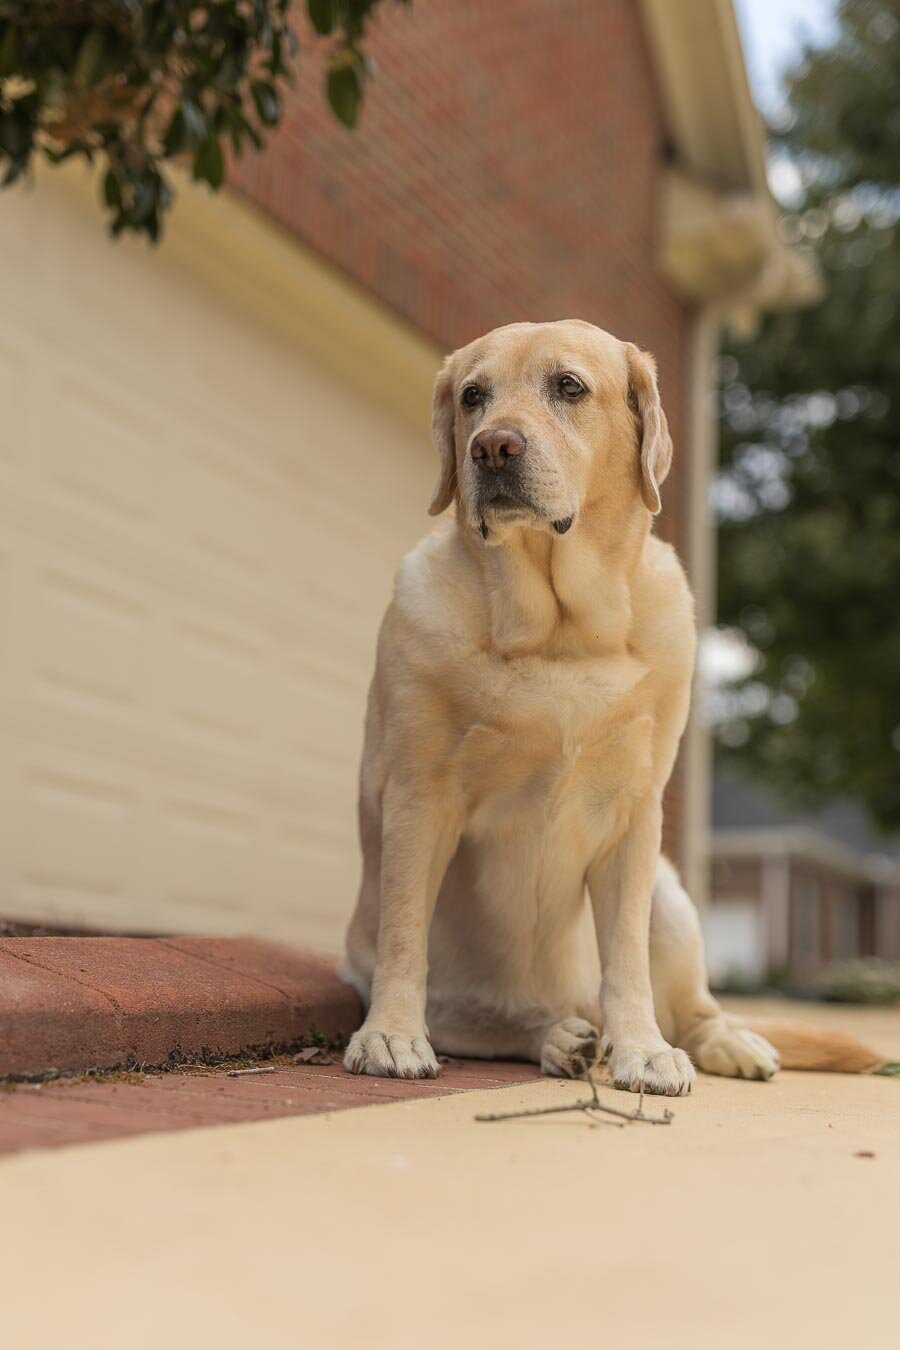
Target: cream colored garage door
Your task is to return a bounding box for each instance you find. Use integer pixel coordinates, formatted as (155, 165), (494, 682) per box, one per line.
(0, 169), (438, 953)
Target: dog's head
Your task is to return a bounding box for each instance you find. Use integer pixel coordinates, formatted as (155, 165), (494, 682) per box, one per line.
(428, 320), (672, 539)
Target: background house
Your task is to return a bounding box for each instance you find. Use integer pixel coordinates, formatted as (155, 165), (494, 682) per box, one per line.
(705, 767), (900, 987)
(0, 0), (809, 951)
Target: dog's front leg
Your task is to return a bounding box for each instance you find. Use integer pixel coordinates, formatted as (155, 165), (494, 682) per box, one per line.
(587, 794), (695, 1096)
(344, 776), (461, 1079)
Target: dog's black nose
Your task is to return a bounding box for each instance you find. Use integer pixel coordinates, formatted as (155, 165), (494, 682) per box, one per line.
(470, 428), (525, 471)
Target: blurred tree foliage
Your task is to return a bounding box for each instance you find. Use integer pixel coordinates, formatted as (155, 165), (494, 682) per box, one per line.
(0, 0), (407, 240)
(716, 0), (900, 829)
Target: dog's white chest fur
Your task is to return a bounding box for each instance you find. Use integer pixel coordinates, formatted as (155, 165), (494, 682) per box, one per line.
(454, 649), (654, 851)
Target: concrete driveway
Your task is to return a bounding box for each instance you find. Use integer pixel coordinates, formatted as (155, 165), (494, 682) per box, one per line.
(2, 999), (898, 1350)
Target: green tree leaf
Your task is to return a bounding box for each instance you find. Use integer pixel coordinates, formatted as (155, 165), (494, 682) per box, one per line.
(0, 0), (401, 239)
(308, 0), (335, 36)
(0, 21), (23, 76)
(327, 62), (362, 128)
(73, 29), (106, 89)
(180, 99), (209, 150)
(193, 135), (224, 189)
(0, 109), (33, 159)
(162, 107), (186, 157)
(250, 80), (281, 127)
(103, 167), (121, 209)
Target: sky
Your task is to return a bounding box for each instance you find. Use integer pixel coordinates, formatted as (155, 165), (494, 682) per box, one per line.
(733, 2), (841, 212)
(735, 0), (838, 115)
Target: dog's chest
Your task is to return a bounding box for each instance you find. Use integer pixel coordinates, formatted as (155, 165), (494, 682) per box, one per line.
(454, 651), (654, 839)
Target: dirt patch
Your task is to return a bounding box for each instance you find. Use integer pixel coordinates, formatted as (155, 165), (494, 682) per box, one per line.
(0, 1026), (347, 1088)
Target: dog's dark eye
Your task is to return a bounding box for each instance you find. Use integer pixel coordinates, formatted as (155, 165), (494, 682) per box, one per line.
(559, 374), (586, 399)
(462, 385), (482, 408)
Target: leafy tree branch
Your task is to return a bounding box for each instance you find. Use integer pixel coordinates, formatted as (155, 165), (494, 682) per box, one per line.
(0, 0), (408, 240)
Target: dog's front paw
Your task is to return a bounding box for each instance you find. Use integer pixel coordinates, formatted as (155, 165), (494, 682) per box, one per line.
(343, 1026), (440, 1080)
(602, 1036), (695, 1096)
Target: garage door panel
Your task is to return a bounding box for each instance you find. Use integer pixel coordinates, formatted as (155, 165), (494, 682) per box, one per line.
(171, 437), (287, 584)
(0, 338), (27, 466)
(266, 848), (356, 934)
(162, 789), (260, 921)
(32, 565), (151, 720)
(0, 545), (9, 646)
(0, 175), (435, 950)
(12, 752), (143, 927)
(278, 668), (361, 760)
(46, 375), (165, 529)
(168, 614), (267, 753)
(300, 470), (414, 563)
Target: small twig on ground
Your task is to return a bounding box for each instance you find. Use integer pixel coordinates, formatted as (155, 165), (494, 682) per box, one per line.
(227, 1066), (276, 1078)
(475, 1068), (674, 1126)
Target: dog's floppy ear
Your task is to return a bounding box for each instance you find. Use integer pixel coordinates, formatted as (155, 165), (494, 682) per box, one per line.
(626, 344), (672, 515)
(428, 358), (457, 516)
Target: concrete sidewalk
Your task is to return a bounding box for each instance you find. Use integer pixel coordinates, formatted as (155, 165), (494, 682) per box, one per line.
(2, 1000), (898, 1350)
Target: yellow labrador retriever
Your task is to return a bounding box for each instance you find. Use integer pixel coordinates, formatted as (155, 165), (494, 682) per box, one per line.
(340, 320), (880, 1093)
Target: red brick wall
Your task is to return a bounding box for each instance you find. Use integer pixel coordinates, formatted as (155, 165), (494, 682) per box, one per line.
(231, 0), (694, 860)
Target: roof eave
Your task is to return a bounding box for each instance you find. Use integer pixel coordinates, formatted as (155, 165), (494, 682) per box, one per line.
(639, 0), (822, 318)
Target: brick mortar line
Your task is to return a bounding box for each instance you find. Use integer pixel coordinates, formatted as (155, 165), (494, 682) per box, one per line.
(1, 938), (342, 1026)
(0, 946), (126, 1020)
(152, 939), (310, 1011)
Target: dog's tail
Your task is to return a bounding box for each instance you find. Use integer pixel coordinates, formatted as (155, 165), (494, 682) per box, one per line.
(728, 1014), (888, 1073)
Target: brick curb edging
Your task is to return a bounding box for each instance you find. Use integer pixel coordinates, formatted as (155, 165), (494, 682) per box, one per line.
(0, 937), (363, 1079)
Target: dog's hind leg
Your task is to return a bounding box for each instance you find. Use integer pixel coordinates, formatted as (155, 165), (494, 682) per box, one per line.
(649, 857), (780, 1080)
